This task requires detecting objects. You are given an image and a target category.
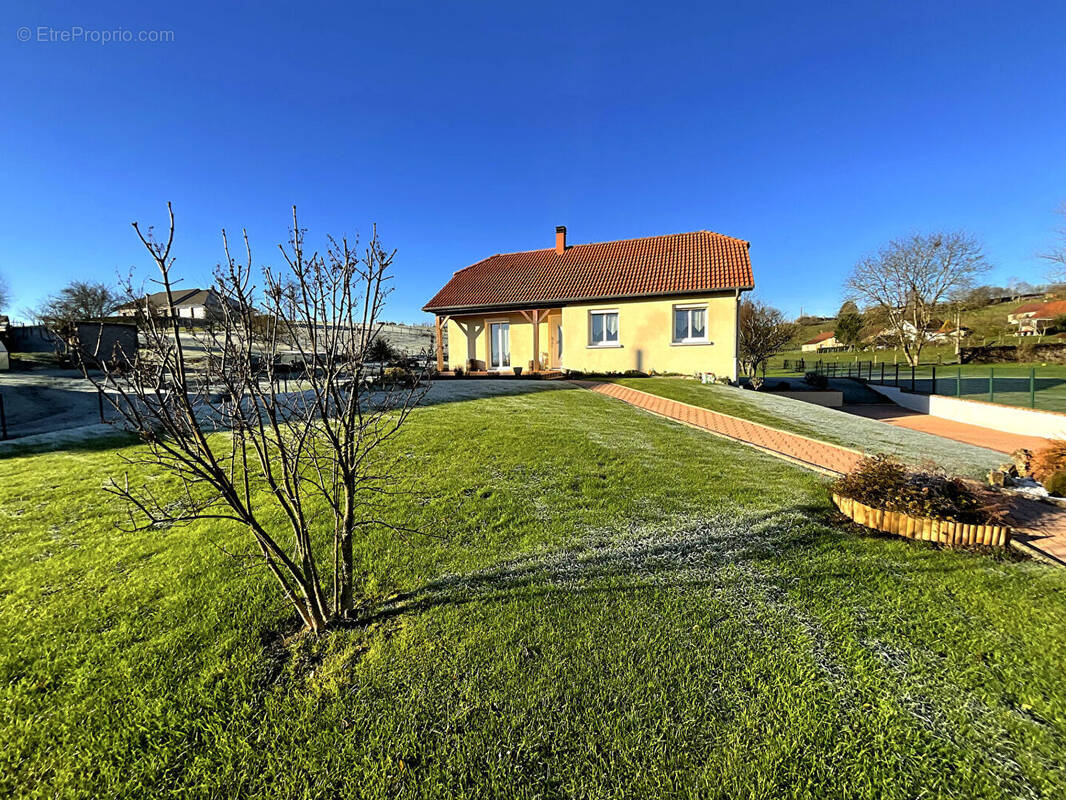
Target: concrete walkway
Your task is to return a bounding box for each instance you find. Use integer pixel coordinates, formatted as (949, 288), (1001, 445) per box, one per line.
(583, 381), (1066, 565)
(843, 403), (1053, 454)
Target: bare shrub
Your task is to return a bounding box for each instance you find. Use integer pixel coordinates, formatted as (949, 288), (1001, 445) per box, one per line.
(63, 205), (430, 635)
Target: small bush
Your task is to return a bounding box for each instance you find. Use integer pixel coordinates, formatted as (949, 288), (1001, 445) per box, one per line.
(749, 376), (764, 391)
(804, 371), (828, 389)
(383, 366), (414, 386)
(831, 454), (1008, 525)
(622, 369), (648, 377)
(1045, 471), (1066, 497)
(453, 366), (464, 376)
(1032, 440), (1066, 482)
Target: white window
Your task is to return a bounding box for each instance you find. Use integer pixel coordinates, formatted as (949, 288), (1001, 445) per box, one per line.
(672, 304), (708, 343)
(589, 310), (619, 346)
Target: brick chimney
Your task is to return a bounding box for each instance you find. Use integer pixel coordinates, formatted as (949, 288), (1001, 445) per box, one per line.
(555, 225), (567, 255)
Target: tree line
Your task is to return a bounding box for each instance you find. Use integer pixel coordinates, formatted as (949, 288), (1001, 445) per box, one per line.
(738, 204), (1066, 374)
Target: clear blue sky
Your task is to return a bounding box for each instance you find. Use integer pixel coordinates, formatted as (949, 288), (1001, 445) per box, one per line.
(2, 0), (1065, 323)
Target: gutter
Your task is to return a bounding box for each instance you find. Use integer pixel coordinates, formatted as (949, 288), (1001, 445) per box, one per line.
(422, 285), (757, 315)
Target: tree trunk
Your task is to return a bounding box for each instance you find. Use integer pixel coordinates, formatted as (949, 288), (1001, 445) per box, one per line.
(338, 534), (354, 615)
(336, 492), (356, 616)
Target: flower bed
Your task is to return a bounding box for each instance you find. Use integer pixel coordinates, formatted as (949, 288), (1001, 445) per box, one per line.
(830, 454), (1012, 547)
(831, 493), (1011, 547)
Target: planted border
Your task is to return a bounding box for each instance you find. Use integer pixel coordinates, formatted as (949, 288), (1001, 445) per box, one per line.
(832, 493), (1011, 547)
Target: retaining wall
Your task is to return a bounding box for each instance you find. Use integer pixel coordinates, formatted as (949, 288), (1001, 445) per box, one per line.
(870, 383), (1066, 439)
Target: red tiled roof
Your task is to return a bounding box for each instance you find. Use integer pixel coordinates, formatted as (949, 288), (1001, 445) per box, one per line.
(804, 332), (836, 345)
(422, 230), (753, 312)
(1021, 300), (1066, 319)
(1012, 301), (1051, 315)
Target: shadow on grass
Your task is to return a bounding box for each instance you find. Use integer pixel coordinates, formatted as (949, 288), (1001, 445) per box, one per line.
(353, 508), (834, 627)
(0, 428), (139, 460)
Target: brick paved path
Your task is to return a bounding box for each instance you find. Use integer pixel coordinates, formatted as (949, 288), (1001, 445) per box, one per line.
(582, 381), (1066, 566)
(582, 381), (863, 475)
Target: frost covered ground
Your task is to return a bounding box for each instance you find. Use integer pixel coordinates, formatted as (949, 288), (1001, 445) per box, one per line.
(612, 377), (1005, 479)
(3, 385), (1064, 798)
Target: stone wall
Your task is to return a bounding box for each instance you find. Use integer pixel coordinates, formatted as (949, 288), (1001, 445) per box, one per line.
(961, 343), (1066, 364)
(7, 322), (138, 363)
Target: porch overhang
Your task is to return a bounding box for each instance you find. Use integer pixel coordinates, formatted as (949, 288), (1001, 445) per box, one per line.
(433, 307), (557, 373)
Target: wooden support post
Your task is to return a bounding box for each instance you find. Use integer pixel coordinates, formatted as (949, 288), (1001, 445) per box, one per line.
(518, 309), (549, 372)
(531, 309), (542, 371)
(435, 315), (444, 372)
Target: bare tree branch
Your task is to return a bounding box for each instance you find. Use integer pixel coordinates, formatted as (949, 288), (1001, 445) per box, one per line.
(60, 206), (431, 635)
(1040, 203), (1066, 285)
(737, 299), (796, 377)
(845, 231), (989, 366)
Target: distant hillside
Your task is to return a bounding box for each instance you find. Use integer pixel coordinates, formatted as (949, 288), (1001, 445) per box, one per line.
(789, 291), (1064, 349)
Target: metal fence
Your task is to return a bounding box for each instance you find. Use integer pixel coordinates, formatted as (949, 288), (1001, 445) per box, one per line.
(774, 358), (1065, 413)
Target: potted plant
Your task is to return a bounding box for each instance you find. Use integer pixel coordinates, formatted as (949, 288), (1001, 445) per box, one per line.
(513, 366), (523, 376)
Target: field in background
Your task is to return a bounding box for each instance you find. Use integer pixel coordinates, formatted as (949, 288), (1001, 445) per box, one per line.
(767, 357), (1066, 414)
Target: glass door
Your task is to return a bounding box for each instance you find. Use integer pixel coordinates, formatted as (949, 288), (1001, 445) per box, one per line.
(489, 322), (510, 369)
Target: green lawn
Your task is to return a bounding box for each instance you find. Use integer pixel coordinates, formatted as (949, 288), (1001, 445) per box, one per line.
(3, 384), (1065, 798)
(609, 377), (1004, 479)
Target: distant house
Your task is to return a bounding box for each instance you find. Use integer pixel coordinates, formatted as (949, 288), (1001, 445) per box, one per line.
(423, 226), (754, 377)
(117, 288), (242, 322)
(929, 321), (971, 342)
(1009, 299), (1066, 335)
(800, 332), (841, 352)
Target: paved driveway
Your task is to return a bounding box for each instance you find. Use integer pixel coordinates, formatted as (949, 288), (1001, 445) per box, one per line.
(0, 369), (113, 439)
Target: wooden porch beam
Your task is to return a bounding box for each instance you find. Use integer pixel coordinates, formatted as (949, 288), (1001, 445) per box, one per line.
(434, 315), (447, 375)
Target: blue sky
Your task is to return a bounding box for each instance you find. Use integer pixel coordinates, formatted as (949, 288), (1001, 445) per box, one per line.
(2, 0), (1064, 323)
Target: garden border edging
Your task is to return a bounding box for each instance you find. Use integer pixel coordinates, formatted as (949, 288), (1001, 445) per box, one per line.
(831, 493), (1011, 547)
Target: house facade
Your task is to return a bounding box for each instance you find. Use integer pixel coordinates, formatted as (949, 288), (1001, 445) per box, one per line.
(1009, 300), (1066, 335)
(423, 227), (754, 378)
(800, 332), (841, 352)
(117, 288), (241, 322)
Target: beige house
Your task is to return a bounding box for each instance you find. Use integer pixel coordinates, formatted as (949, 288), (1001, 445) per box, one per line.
(423, 227), (754, 378)
(800, 332), (841, 352)
(117, 288), (242, 322)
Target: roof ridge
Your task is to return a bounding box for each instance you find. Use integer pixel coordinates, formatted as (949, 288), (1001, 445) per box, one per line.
(423, 228), (755, 312)
(477, 229), (751, 262)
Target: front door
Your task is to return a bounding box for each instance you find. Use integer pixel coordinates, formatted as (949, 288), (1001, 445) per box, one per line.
(489, 322), (510, 370)
(547, 311), (562, 369)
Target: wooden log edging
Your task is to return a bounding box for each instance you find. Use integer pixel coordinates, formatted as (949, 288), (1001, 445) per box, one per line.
(831, 494), (1011, 547)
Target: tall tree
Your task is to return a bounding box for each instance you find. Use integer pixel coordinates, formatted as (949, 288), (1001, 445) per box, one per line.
(845, 231), (990, 366)
(37, 280), (120, 324)
(0, 272), (9, 311)
(837, 300), (860, 318)
(834, 309), (863, 348)
(737, 299), (796, 377)
(63, 206), (430, 635)
(1041, 203), (1066, 284)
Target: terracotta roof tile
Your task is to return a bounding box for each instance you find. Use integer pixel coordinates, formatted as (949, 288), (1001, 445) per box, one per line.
(1020, 300), (1066, 319)
(1013, 301), (1050, 315)
(423, 230), (753, 312)
(804, 332), (836, 345)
